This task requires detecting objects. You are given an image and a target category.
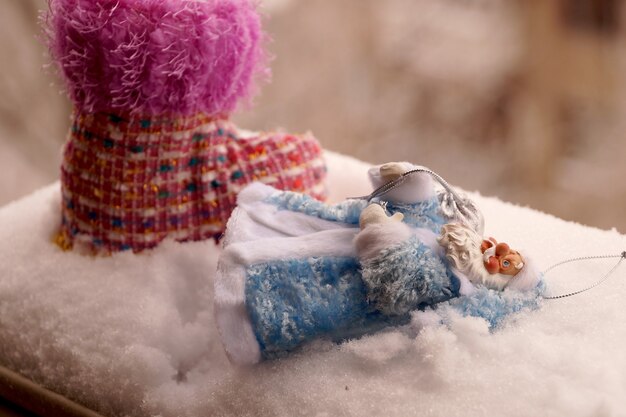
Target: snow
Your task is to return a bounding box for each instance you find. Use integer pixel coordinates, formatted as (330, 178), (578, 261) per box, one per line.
(1, 151), (626, 417)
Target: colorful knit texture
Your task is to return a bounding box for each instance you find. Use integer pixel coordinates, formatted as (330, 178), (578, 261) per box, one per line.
(57, 113), (327, 253)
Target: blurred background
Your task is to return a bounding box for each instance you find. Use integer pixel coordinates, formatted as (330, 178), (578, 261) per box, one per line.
(1, 0), (625, 232)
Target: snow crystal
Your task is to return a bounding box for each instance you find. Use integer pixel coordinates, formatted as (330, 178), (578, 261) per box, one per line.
(1, 151), (626, 417)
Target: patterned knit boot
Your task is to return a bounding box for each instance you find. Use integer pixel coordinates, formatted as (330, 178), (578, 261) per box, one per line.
(45, 0), (327, 253)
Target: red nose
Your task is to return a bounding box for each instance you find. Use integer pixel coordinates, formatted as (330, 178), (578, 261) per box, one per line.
(495, 243), (510, 257)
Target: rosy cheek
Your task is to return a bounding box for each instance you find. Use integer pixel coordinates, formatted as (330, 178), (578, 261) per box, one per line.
(484, 258), (499, 274)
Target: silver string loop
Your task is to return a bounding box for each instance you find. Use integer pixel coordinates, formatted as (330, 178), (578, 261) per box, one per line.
(542, 252), (626, 299)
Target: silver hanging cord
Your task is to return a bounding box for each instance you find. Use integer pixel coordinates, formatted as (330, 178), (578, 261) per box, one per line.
(542, 251), (626, 300)
(356, 167), (463, 204)
(352, 167), (485, 235)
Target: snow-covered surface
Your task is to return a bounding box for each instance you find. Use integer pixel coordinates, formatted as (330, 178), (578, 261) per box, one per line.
(1, 151), (626, 417)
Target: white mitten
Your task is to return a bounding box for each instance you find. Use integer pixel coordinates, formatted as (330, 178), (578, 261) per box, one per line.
(355, 204), (412, 262)
(358, 203), (404, 229)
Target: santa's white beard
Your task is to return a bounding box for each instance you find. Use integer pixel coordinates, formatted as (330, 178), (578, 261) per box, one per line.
(439, 223), (513, 291)
(463, 254), (512, 291)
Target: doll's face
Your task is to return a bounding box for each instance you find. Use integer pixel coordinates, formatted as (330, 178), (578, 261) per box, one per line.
(481, 238), (524, 276)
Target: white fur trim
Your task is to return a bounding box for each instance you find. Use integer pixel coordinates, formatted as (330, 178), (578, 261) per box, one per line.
(214, 208), (262, 365)
(225, 228), (358, 266)
(214, 266), (261, 365)
(236, 181), (277, 205)
(354, 222), (412, 262)
(231, 182), (347, 244)
(505, 253), (541, 291)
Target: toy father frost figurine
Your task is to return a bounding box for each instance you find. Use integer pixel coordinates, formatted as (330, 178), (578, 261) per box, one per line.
(215, 162), (542, 364)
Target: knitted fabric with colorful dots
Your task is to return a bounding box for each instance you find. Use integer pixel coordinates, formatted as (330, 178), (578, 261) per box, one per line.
(56, 112), (327, 253)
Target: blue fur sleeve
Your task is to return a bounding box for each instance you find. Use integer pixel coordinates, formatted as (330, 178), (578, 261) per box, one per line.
(361, 237), (460, 316)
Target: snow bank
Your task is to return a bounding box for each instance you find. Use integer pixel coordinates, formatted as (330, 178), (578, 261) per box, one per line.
(1, 151), (625, 417)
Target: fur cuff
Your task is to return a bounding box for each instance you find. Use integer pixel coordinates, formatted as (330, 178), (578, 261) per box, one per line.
(214, 258), (262, 365)
(354, 222), (412, 262)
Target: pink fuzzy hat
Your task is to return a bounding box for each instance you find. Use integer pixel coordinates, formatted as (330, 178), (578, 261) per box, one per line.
(45, 0), (267, 116)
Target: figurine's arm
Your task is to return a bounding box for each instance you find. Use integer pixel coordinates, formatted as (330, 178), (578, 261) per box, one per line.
(355, 204), (459, 316)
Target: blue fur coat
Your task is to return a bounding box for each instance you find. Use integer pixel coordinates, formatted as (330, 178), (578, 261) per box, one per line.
(215, 181), (543, 364)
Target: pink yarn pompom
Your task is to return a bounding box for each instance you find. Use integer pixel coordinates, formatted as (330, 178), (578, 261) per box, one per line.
(45, 0), (268, 116)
